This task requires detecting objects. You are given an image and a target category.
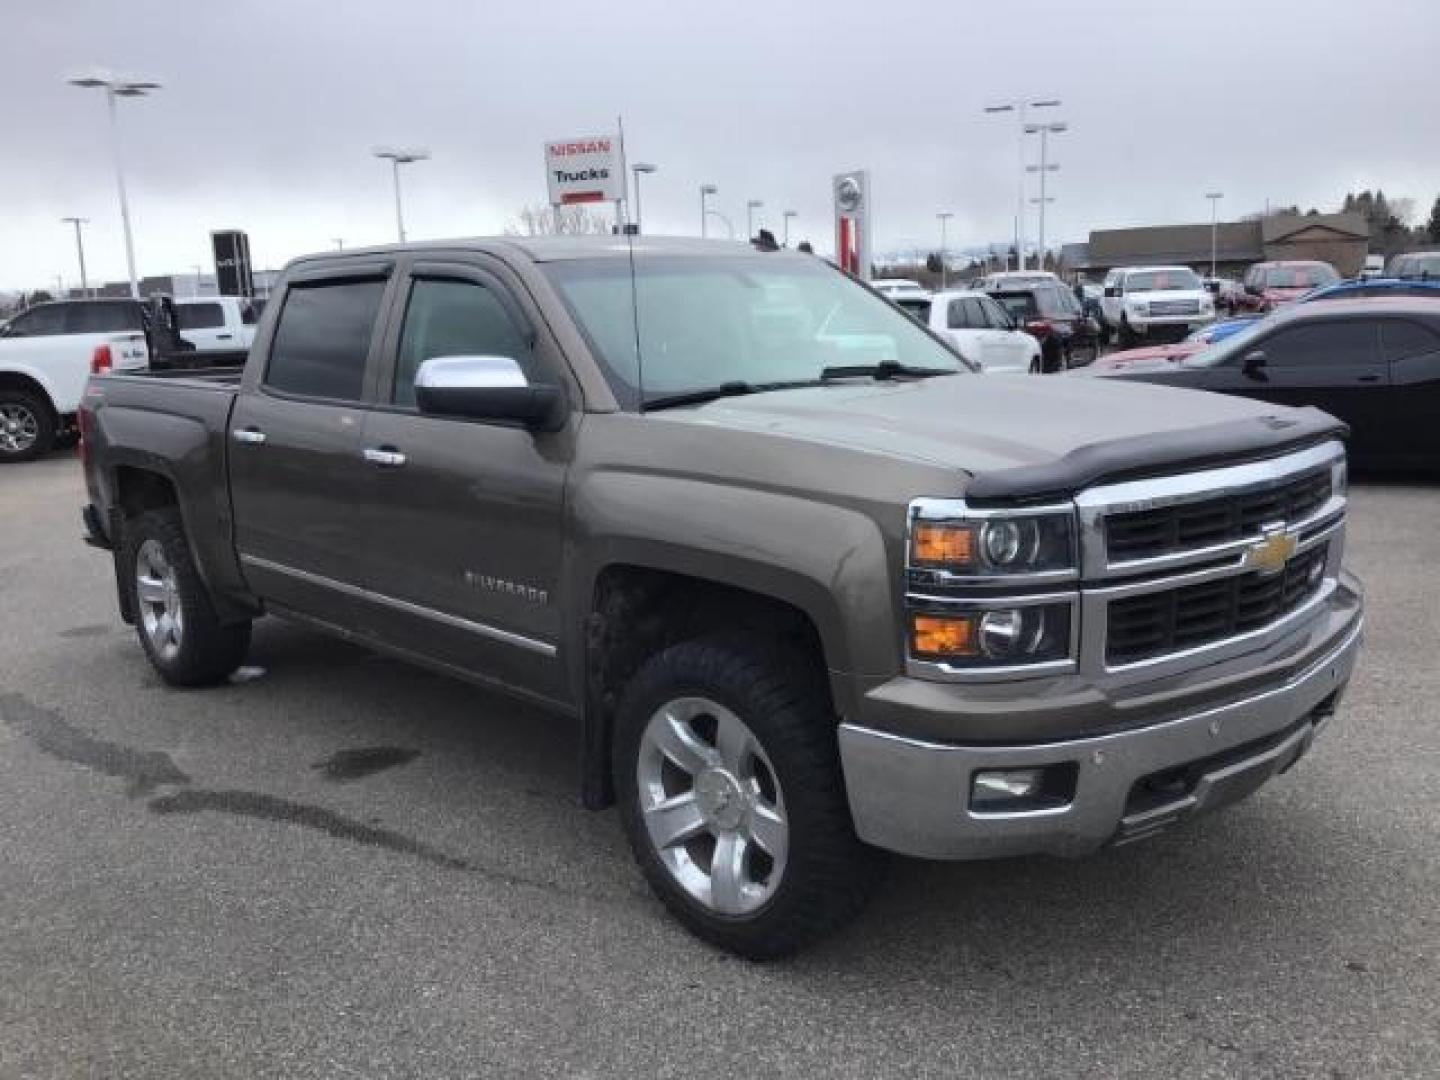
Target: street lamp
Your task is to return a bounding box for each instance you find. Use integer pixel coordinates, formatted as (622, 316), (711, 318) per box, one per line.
(67, 70), (161, 299)
(984, 98), (1060, 270)
(700, 184), (717, 238)
(936, 212), (954, 289)
(373, 147), (430, 243)
(782, 210), (797, 247)
(1024, 121), (1066, 272)
(332, 238), (345, 250)
(60, 217), (90, 297)
(1205, 192), (1225, 278)
(746, 199), (763, 239)
(630, 163), (657, 235)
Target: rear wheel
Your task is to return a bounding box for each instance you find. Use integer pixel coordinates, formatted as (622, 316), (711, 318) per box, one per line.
(614, 636), (875, 958)
(122, 508), (251, 686)
(0, 391), (54, 463)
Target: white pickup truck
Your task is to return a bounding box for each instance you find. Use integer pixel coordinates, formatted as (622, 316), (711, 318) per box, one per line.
(0, 295), (257, 462)
(1100, 265), (1216, 347)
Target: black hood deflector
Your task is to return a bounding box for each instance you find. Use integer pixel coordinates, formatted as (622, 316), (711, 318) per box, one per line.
(964, 408), (1347, 505)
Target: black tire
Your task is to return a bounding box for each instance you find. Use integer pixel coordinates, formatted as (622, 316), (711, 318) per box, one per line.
(121, 508), (251, 686)
(1118, 318), (1138, 349)
(0, 390), (55, 463)
(614, 635), (876, 959)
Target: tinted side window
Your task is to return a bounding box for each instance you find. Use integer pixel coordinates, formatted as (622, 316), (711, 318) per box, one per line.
(177, 302), (225, 330)
(1381, 320), (1440, 362)
(1259, 322), (1380, 368)
(946, 299), (969, 329)
(393, 279), (531, 407)
(265, 280), (386, 400)
(980, 297), (1012, 329)
(6, 305), (67, 336)
(67, 302), (142, 333)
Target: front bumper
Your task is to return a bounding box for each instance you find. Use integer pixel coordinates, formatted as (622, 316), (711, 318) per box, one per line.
(1128, 313), (1215, 333)
(838, 607), (1362, 860)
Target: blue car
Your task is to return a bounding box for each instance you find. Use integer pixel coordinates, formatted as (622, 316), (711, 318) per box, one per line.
(1183, 317), (1261, 345)
(1301, 277), (1440, 302)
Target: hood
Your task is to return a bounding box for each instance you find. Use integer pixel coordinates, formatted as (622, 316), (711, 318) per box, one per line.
(648, 372), (1279, 477)
(1096, 342), (1203, 368)
(1262, 287), (1310, 304)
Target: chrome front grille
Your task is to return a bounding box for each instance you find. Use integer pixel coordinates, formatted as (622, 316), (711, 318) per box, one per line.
(1105, 543), (1329, 665)
(1105, 468), (1332, 563)
(1148, 299), (1200, 317)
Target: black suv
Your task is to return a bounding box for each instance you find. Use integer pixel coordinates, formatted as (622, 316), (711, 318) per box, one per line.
(987, 283), (1100, 373)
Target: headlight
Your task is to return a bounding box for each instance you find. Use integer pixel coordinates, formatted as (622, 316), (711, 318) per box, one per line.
(909, 507), (1076, 578)
(909, 602), (1072, 666)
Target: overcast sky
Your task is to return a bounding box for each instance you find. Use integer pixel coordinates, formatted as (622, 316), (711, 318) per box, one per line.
(2, 0), (1438, 290)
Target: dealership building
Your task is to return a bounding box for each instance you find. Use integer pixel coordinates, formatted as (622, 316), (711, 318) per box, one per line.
(1065, 212), (1369, 280)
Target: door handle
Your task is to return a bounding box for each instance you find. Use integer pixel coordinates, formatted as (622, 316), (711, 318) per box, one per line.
(232, 427), (266, 445)
(363, 446), (407, 468)
(216, 333), (233, 340)
(1356, 374), (1381, 383)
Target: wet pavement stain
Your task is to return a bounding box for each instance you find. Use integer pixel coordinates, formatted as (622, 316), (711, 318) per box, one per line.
(58, 624), (115, 639)
(147, 789), (472, 871)
(0, 692), (191, 796)
(311, 746), (420, 782)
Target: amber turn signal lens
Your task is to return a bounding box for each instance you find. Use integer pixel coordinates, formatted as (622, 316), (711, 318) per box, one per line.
(911, 523), (975, 567)
(911, 614), (977, 659)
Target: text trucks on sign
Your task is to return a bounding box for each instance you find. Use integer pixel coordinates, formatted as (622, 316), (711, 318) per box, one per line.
(545, 136), (625, 206)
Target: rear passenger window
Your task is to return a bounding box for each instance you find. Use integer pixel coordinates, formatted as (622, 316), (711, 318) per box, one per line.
(946, 299), (970, 329)
(5, 305), (66, 336)
(265, 280), (386, 400)
(393, 279), (531, 407)
(1381, 321), (1440, 362)
(177, 303), (225, 330)
(67, 302), (142, 334)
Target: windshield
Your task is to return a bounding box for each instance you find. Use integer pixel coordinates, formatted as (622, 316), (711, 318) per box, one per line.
(543, 254), (967, 408)
(1125, 269), (1201, 292)
(1390, 253), (1440, 278)
(1183, 317), (1271, 365)
(1262, 264), (1339, 289)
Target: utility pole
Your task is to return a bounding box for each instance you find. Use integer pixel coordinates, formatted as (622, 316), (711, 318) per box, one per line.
(782, 210), (797, 247)
(700, 184), (717, 238)
(1206, 192), (1224, 278)
(1025, 121), (1066, 273)
(60, 217), (90, 296)
(984, 98), (1060, 270)
(936, 212), (954, 289)
(373, 147), (430, 243)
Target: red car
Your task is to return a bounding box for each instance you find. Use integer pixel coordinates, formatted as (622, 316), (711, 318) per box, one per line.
(1093, 340), (1205, 371)
(1232, 260), (1340, 313)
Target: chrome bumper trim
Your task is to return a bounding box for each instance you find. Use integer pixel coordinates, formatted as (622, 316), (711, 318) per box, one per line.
(838, 614), (1362, 861)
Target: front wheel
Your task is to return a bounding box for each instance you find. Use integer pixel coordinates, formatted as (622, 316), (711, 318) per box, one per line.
(1118, 318), (1139, 348)
(122, 508), (252, 686)
(614, 636), (875, 958)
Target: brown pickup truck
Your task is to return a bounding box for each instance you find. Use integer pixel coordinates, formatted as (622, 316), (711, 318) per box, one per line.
(80, 237), (1364, 957)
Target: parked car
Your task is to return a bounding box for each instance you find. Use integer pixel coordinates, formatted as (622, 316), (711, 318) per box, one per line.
(1096, 317), (1261, 370)
(1386, 251), (1440, 280)
(1188, 315), (1264, 344)
(919, 289), (1042, 373)
(1204, 277), (1245, 313)
(1360, 255), (1386, 279)
(1100, 266), (1217, 347)
(988, 281), (1100, 372)
(1301, 277), (1440, 303)
(1086, 296), (1440, 468)
(174, 296), (265, 352)
(871, 278), (929, 301)
(976, 270), (1061, 291)
(1234, 260), (1340, 313)
(80, 235), (1363, 957)
(0, 299), (150, 461)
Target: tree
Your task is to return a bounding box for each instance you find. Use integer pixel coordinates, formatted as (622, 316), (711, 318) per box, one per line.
(26, 289), (53, 305)
(505, 203), (615, 237)
(1427, 196), (1440, 244)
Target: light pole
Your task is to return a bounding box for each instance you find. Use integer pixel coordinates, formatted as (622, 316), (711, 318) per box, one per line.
(373, 147), (430, 243)
(984, 98), (1060, 269)
(746, 199), (763, 239)
(1205, 192), (1224, 278)
(936, 212), (954, 289)
(67, 70), (161, 299)
(60, 217), (90, 296)
(1025, 121), (1066, 272)
(631, 163), (657, 235)
(700, 184), (717, 238)
(332, 238), (345, 250)
(782, 210), (797, 247)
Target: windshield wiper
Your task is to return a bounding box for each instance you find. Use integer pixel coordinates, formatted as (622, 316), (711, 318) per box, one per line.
(643, 379), (820, 412)
(819, 360), (957, 381)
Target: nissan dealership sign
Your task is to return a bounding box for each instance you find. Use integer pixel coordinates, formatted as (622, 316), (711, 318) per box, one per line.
(545, 135), (625, 206)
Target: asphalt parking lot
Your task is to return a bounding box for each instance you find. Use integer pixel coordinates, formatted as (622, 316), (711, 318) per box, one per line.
(2, 453), (1437, 1079)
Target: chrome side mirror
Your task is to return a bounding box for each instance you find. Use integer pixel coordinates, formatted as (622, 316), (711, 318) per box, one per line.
(414, 356), (565, 431)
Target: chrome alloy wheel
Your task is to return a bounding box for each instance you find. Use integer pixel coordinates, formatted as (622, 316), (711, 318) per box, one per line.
(636, 696), (789, 916)
(0, 402), (39, 454)
(135, 538), (184, 661)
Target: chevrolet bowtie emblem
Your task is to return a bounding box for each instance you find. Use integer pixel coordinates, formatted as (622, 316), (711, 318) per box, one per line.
(1243, 524), (1297, 576)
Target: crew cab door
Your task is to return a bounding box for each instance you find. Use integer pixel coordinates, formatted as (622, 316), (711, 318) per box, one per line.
(228, 264), (396, 627)
(356, 258), (572, 704)
(1222, 318), (1387, 455)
